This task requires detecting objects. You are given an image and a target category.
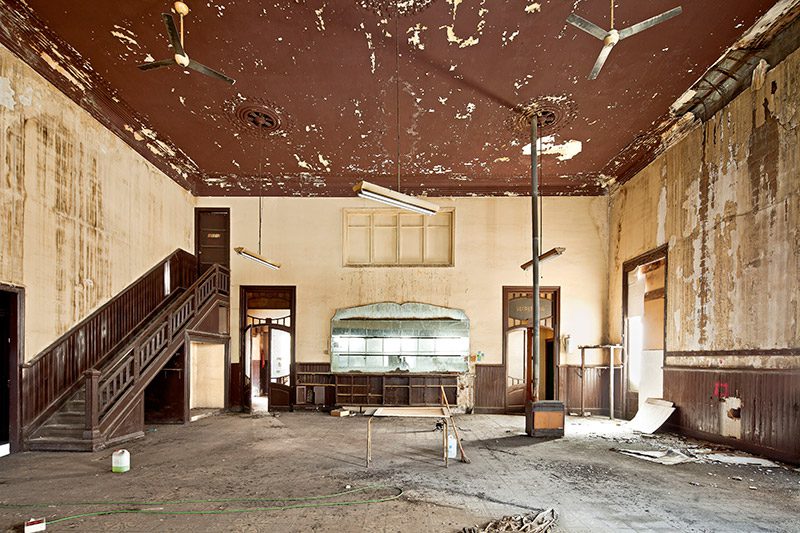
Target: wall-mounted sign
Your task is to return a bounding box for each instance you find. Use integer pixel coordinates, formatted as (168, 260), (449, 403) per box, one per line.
(508, 297), (552, 322)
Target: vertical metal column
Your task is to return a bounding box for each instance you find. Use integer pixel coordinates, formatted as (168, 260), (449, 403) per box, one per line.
(580, 347), (586, 416)
(530, 117), (541, 403)
(609, 347), (615, 420)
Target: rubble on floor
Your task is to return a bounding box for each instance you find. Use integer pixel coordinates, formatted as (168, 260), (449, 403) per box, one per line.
(613, 448), (696, 465)
(462, 508), (558, 533)
(572, 416), (790, 470)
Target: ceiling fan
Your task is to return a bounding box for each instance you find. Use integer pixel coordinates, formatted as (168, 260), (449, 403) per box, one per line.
(138, 1), (235, 85)
(567, 2), (682, 80)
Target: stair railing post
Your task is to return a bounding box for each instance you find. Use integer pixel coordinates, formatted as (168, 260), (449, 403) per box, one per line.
(83, 369), (101, 442)
(132, 346), (140, 380)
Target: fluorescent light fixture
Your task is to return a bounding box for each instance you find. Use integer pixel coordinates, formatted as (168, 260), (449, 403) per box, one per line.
(234, 247), (281, 270)
(353, 180), (440, 215)
(520, 247), (566, 270)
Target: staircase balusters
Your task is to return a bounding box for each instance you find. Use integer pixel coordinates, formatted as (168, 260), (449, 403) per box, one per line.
(82, 265), (229, 442)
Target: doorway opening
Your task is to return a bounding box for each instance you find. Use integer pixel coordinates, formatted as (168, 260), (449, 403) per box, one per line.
(0, 286), (22, 456)
(503, 286), (560, 413)
(240, 286), (295, 414)
(623, 246), (667, 419)
(144, 347), (186, 424)
(188, 337), (229, 420)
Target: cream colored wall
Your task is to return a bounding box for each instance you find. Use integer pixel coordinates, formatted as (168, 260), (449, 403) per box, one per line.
(609, 47), (800, 370)
(190, 342), (226, 409)
(198, 195), (609, 367)
(0, 45), (195, 360)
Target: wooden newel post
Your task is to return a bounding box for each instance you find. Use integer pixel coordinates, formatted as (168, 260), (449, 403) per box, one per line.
(84, 369), (101, 440)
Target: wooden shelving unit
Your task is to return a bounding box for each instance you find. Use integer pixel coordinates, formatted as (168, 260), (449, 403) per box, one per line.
(296, 364), (459, 407)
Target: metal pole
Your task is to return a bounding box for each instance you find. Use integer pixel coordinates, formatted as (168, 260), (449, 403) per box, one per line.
(609, 348), (615, 420)
(531, 117), (541, 403)
(580, 347), (585, 416)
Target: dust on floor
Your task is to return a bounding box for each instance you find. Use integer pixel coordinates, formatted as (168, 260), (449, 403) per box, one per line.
(0, 413), (798, 532)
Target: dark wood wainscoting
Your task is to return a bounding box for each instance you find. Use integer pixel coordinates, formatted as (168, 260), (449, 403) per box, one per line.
(229, 362), (242, 409)
(664, 366), (799, 463)
(558, 365), (624, 417)
(474, 365), (505, 413)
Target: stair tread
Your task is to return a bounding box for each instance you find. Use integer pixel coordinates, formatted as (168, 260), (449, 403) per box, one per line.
(25, 283), (227, 453)
(28, 435), (87, 442)
(34, 431), (84, 439)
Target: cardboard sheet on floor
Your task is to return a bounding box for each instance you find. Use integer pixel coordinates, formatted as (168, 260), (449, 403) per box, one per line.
(704, 453), (780, 467)
(628, 398), (675, 434)
(614, 448), (696, 465)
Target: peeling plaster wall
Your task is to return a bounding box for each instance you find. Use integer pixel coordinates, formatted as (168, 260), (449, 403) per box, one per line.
(0, 45), (195, 360)
(198, 196), (609, 368)
(609, 47), (800, 368)
(607, 47), (799, 461)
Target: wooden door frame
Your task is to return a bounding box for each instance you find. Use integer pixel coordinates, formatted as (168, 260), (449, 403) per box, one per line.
(0, 284), (23, 453)
(239, 286), (296, 411)
(184, 331), (231, 422)
(621, 244), (668, 419)
(501, 285), (560, 412)
(195, 207), (231, 275)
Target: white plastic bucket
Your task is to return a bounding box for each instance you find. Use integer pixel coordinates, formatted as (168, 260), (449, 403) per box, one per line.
(112, 449), (130, 473)
(447, 435), (458, 459)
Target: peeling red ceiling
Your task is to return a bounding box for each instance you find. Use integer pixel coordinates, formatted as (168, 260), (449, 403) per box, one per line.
(0, 0), (776, 196)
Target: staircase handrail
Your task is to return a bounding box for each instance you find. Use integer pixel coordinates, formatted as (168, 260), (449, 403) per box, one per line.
(85, 264), (229, 437)
(20, 249), (196, 432)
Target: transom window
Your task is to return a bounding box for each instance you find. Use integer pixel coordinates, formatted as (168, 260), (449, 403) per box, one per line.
(343, 208), (454, 266)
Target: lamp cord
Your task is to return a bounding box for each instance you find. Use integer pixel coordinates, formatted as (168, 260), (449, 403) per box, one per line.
(258, 144), (263, 255)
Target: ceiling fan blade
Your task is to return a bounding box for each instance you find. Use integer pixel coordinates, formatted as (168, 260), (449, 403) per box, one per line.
(566, 13), (608, 40)
(618, 6), (682, 40)
(588, 44), (614, 80)
(137, 58), (175, 71)
(161, 13), (186, 56)
(186, 60), (236, 84)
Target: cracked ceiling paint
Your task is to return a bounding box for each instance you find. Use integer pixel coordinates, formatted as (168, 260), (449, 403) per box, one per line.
(0, 0), (778, 197)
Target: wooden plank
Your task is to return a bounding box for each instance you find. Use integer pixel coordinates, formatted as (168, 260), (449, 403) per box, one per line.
(372, 406), (448, 417)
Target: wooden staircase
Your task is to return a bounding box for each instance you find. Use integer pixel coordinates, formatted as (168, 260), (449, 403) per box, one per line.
(27, 387), (89, 451)
(21, 252), (230, 452)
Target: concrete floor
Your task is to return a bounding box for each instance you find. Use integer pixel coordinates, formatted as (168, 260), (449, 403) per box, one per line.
(1, 413), (798, 532)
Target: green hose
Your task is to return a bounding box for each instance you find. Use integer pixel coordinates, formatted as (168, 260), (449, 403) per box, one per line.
(0, 484), (403, 526)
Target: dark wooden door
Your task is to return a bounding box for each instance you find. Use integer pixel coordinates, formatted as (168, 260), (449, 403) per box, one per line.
(266, 326), (292, 409)
(195, 208), (230, 275)
(0, 292), (10, 444)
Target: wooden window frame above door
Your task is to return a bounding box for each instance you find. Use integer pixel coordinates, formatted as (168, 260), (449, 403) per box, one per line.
(0, 283), (24, 453)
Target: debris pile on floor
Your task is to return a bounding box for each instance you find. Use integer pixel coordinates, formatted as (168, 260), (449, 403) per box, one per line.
(461, 508), (558, 533)
(612, 445), (783, 468)
(613, 447), (696, 465)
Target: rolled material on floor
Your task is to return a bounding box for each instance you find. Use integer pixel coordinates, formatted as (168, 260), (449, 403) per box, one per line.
(628, 398), (675, 434)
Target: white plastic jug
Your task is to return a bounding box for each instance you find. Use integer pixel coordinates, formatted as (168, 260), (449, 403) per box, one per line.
(112, 449), (130, 473)
(447, 434), (458, 459)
